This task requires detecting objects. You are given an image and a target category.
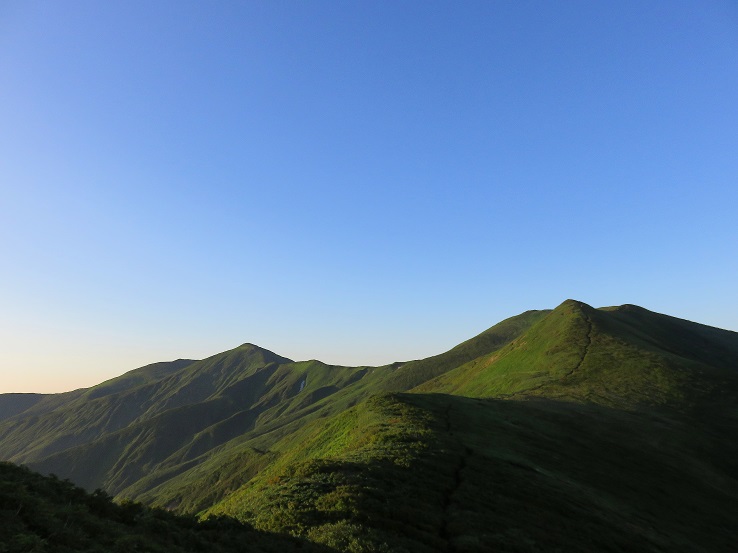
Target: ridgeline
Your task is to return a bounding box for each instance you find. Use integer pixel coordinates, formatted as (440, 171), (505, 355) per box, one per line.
(2, 300), (737, 552)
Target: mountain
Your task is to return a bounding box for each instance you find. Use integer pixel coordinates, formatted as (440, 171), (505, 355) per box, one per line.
(417, 300), (738, 411)
(0, 393), (46, 421)
(2, 300), (737, 552)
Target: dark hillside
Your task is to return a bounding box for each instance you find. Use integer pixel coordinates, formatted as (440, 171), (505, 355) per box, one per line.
(0, 358), (196, 424)
(3, 388), (88, 420)
(0, 393), (45, 421)
(0, 346), (285, 463)
(8, 353), (386, 499)
(0, 461), (333, 552)
(83, 358), (197, 401)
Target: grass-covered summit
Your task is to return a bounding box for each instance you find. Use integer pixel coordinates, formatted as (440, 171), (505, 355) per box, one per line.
(417, 299), (738, 411)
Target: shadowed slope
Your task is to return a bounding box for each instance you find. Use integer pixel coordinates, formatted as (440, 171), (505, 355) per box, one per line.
(0, 345), (287, 464)
(0, 461), (335, 553)
(0, 359), (196, 423)
(0, 393), (46, 421)
(206, 392), (738, 552)
(84, 358), (197, 401)
(19, 357), (387, 497)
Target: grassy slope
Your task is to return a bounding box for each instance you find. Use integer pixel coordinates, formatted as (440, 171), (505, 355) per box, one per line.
(415, 300), (738, 412)
(206, 392), (738, 553)
(25, 358), (374, 494)
(0, 393), (46, 421)
(3, 310), (538, 509)
(0, 359), (195, 423)
(378, 309), (550, 392)
(413, 300), (592, 398)
(83, 358), (197, 401)
(0, 346), (284, 463)
(113, 310), (542, 509)
(122, 364), (396, 512)
(0, 389), (88, 423)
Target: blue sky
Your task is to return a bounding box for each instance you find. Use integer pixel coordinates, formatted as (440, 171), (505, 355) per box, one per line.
(1, 1), (737, 393)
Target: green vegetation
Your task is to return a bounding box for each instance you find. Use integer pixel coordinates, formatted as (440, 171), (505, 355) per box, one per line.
(412, 299), (735, 411)
(1, 299), (737, 551)
(0, 461), (333, 552)
(207, 393), (738, 552)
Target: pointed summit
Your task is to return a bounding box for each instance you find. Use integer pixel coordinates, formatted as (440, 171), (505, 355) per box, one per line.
(555, 298), (597, 314)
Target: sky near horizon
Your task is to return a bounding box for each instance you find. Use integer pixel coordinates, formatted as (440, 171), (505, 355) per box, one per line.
(1, 1), (737, 393)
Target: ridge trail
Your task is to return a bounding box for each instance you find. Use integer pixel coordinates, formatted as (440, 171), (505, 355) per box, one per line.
(563, 311), (593, 380)
(439, 404), (472, 551)
(500, 311), (594, 399)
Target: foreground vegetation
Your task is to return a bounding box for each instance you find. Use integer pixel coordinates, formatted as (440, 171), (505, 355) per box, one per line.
(207, 393), (737, 552)
(0, 462), (332, 553)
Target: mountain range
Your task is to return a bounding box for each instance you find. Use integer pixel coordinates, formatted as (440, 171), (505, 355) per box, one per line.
(2, 299), (737, 552)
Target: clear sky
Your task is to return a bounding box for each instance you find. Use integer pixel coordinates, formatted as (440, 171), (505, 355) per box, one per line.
(1, 1), (737, 393)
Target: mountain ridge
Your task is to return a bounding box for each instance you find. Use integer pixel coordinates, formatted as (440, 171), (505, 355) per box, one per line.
(2, 299), (737, 552)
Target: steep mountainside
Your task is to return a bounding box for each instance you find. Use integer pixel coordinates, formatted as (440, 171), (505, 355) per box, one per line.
(2, 300), (737, 552)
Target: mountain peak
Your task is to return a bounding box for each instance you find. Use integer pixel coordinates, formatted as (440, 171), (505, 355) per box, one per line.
(231, 343), (293, 363)
(558, 298), (594, 311)
(236, 342), (259, 349)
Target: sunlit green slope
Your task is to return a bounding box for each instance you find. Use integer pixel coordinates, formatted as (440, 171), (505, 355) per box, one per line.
(416, 299), (738, 412)
(377, 309), (550, 391)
